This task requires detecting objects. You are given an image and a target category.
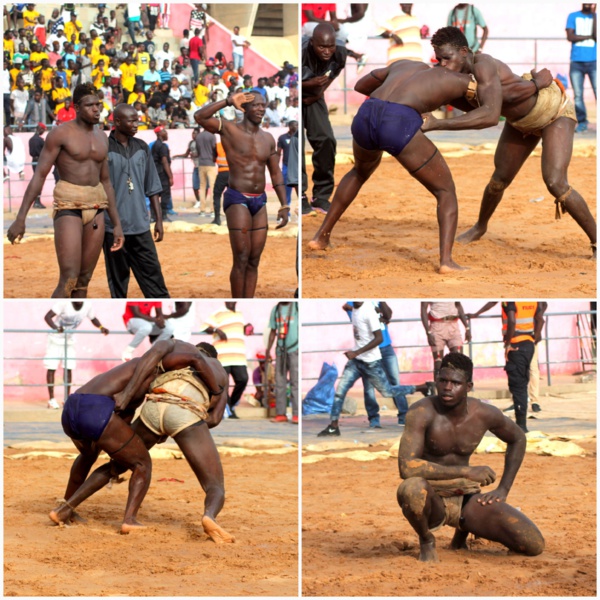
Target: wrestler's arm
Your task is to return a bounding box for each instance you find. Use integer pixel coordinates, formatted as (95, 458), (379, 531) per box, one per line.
(266, 134), (289, 228)
(100, 154), (124, 251)
(354, 67), (389, 96)
(398, 403), (496, 484)
(480, 405), (526, 505)
(194, 92), (255, 133)
(113, 339), (177, 411)
(424, 56), (502, 131)
(7, 127), (63, 243)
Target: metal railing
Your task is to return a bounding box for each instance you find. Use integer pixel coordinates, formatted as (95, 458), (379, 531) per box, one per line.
(4, 327), (269, 403)
(302, 310), (597, 387)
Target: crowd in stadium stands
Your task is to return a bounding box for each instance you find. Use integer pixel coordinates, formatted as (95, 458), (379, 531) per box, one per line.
(3, 3), (299, 131)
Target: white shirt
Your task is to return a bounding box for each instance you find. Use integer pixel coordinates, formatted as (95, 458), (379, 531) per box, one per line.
(231, 33), (246, 57)
(154, 49), (175, 72)
(351, 302), (382, 363)
(49, 301), (96, 341)
(282, 105), (299, 123)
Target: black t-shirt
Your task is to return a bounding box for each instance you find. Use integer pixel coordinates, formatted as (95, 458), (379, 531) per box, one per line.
(277, 132), (292, 166)
(151, 138), (170, 179)
(301, 36), (347, 99)
(28, 133), (45, 160)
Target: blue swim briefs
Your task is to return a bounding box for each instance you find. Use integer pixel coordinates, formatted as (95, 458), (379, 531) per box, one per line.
(223, 187), (267, 217)
(62, 393), (115, 441)
(351, 97), (423, 157)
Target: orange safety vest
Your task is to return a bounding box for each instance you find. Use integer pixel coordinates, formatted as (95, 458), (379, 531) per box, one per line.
(216, 142), (229, 173)
(501, 302), (537, 344)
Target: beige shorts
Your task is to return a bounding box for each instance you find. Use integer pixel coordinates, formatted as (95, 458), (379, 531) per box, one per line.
(429, 320), (462, 353)
(43, 336), (76, 370)
(140, 401), (203, 438)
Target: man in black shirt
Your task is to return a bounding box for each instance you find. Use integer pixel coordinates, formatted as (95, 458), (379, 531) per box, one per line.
(302, 23), (347, 214)
(151, 126), (174, 222)
(28, 122), (47, 208)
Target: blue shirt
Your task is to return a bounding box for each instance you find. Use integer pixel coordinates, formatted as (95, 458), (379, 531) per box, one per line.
(346, 301), (392, 348)
(566, 11), (597, 62)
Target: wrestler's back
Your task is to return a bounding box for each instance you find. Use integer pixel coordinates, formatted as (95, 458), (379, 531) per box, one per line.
(221, 125), (273, 194)
(371, 63), (471, 115)
(53, 121), (108, 186)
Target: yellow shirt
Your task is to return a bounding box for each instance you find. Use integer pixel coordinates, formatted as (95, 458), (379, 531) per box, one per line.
(9, 67), (21, 89)
(64, 20), (83, 44)
(137, 112), (148, 130)
(127, 91), (146, 105)
(40, 67), (56, 92)
(92, 67), (107, 88)
(22, 9), (40, 28)
(136, 51), (150, 76)
(29, 51), (49, 71)
(3, 39), (15, 58)
(120, 63), (137, 92)
(194, 83), (209, 106)
(51, 87), (71, 112)
(94, 53), (110, 68)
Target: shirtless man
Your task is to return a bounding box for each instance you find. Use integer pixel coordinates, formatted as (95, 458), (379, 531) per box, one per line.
(49, 339), (234, 543)
(7, 83), (124, 297)
(425, 26), (596, 257)
(397, 352), (544, 563)
(194, 91), (289, 297)
(307, 60), (512, 273)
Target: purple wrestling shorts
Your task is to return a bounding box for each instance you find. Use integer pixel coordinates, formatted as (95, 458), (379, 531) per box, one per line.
(62, 393), (115, 441)
(351, 98), (423, 157)
(223, 188), (267, 216)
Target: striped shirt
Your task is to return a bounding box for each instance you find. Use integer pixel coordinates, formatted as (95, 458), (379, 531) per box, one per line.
(201, 309), (247, 367)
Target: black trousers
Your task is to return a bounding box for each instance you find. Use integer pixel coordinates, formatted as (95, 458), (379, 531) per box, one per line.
(302, 97), (336, 202)
(225, 364), (248, 408)
(505, 340), (535, 420)
(103, 230), (170, 298)
(213, 171), (228, 216)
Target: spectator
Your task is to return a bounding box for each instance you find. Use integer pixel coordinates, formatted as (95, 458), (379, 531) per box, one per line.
(56, 97), (76, 124)
(127, 83), (146, 106)
(50, 76), (71, 113)
(189, 27), (203, 81)
(91, 58), (108, 89)
(173, 127), (202, 207)
(143, 58), (161, 91)
(221, 60), (239, 88)
(169, 76), (184, 101)
(201, 302), (252, 419)
(154, 42), (174, 72)
(212, 134), (229, 225)
(265, 302), (299, 424)
(23, 88), (54, 128)
(158, 3), (171, 29)
(121, 302), (175, 362)
(265, 99), (281, 126)
(566, 3), (597, 133)
(277, 120), (297, 206)
(125, 3), (143, 44)
(142, 30), (156, 55)
(9, 76), (29, 128)
(147, 96), (167, 127)
(146, 3), (160, 32)
(231, 25), (250, 75)
(282, 96), (299, 124)
(193, 76), (210, 106)
(179, 28), (190, 51)
(151, 125), (174, 221)
(28, 122), (47, 207)
(195, 124), (217, 216)
(171, 97), (190, 127)
(135, 42), (150, 87)
(159, 59), (172, 85)
(119, 54), (137, 101)
(4, 125), (26, 179)
(64, 12), (83, 45)
(380, 4), (424, 64)
(447, 3), (488, 53)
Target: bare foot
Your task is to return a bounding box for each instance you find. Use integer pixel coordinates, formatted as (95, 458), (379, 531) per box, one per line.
(307, 233), (331, 251)
(456, 223), (487, 245)
(438, 260), (468, 274)
(202, 515), (236, 544)
(70, 511), (87, 524)
(449, 529), (469, 550)
(121, 519), (147, 534)
(418, 538), (440, 563)
(49, 503), (73, 526)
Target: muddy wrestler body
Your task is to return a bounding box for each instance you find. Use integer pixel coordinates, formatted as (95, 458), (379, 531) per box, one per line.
(397, 352), (544, 562)
(49, 339), (234, 542)
(194, 91), (289, 297)
(7, 83), (124, 297)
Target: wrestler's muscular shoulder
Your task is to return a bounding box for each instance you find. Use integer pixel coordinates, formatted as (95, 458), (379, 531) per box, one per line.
(56, 121), (108, 162)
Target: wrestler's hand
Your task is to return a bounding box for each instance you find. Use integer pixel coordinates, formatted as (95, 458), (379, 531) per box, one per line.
(231, 92), (257, 112)
(110, 225), (124, 252)
(468, 465), (496, 486)
(531, 68), (553, 91)
(154, 220), (164, 242)
(113, 391), (131, 412)
(7, 219), (26, 244)
(276, 206), (290, 229)
(476, 486), (508, 506)
(420, 112), (438, 133)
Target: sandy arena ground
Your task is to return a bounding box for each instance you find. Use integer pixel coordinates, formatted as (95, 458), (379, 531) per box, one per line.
(4, 224), (297, 298)
(302, 438), (596, 596)
(302, 153), (597, 298)
(4, 447), (298, 596)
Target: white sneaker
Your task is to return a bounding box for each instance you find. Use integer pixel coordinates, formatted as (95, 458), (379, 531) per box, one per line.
(193, 201), (200, 208)
(48, 398), (61, 409)
(121, 347), (134, 362)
